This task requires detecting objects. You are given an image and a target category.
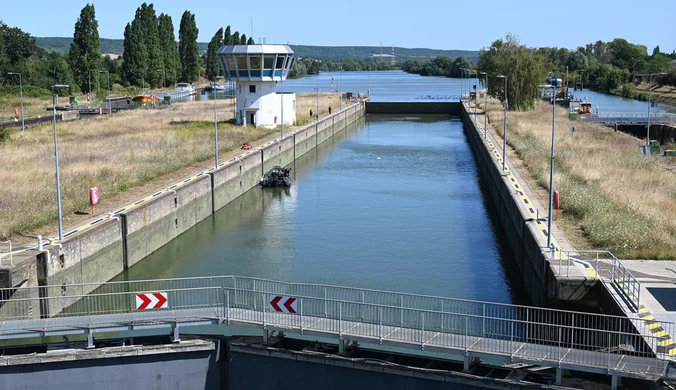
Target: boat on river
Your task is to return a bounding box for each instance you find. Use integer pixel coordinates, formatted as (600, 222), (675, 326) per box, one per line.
(260, 166), (292, 187)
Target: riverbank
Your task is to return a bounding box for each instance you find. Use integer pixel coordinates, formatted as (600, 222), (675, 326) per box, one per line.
(484, 99), (676, 259)
(0, 93), (340, 244)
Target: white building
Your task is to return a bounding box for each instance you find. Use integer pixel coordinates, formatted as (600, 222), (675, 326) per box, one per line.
(217, 45), (296, 128)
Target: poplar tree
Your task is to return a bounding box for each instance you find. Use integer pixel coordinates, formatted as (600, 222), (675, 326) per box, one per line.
(158, 13), (179, 88)
(139, 3), (163, 87)
(224, 26), (232, 45)
(232, 32), (240, 46)
(205, 28), (223, 81)
(122, 20), (147, 86)
(240, 34), (247, 45)
(68, 3), (101, 93)
(178, 11), (200, 83)
(247, 37), (255, 45)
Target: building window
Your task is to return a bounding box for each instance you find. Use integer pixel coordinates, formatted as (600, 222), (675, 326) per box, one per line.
(249, 85), (256, 93)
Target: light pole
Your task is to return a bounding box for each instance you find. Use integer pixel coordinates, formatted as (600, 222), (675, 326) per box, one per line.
(88, 69), (98, 104)
(213, 76), (223, 169)
(480, 72), (488, 137)
(280, 69), (285, 138)
(99, 70), (110, 114)
(339, 67), (343, 111)
(461, 68), (466, 101)
(539, 84), (557, 250)
(647, 72), (667, 150)
(52, 84), (69, 241)
(7, 72), (24, 131)
(316, 71), (320, 121)
(497, 75), (507, 171)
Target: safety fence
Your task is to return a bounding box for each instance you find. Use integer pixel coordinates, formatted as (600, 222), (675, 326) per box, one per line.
(0, 275), (670, 378)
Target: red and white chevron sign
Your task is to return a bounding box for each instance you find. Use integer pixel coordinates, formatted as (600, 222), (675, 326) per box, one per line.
(269, 295), (297, 314)
(136, 292), (168, 310)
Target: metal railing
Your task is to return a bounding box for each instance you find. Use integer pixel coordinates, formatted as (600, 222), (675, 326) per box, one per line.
(557, 250), (641, 311)
(0, 275), (670, 377)
(581, 112), (676, 124)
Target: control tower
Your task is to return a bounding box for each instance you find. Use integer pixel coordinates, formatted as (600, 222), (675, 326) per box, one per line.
(217, 45), (295, 128)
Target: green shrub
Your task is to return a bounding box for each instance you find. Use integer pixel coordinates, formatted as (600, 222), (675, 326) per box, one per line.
(0, 126), (13, 143)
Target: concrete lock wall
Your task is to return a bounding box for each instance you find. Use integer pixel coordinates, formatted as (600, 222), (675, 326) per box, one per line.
(4, 102), (365, 319)
(459, 104), (596, 307)
(0, 340), (221, 390)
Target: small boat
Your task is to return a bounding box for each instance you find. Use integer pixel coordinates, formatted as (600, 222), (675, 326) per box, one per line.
(203, 84), (235, 92)
(260, 166), (292, 187)
(133, 94), (159, 103)
(174, 83), (196, 96)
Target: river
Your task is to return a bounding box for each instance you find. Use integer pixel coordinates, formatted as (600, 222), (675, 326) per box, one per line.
(117, 110), (529, 304)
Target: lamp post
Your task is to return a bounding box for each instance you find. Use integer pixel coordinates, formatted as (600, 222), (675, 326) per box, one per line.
(497, 75), (507, 171)
(538, 84), (557, 250)
(281, 70), (284, 138)
(99, 70), (110, 114)
(52, 84), (69, 241)
(647, 72), (667, 149)
(461, 68), (466, 101)
(213, 76), (223, 169)
(7, 72), (24, 131)
(480, 72), (488, 137)
(339, 67), (343, 111)
(88, 69), (97, 107)
(317, 71), (320, 121)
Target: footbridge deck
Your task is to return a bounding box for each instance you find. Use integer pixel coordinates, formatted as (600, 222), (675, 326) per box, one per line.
(580, 112), (676, 125)
(0, 276), (673, 386)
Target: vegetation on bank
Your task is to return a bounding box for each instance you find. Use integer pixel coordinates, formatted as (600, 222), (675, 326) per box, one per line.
(485, 99), (676, 259)
(401, 56), (472, 78)
(0, 93), (342, 242)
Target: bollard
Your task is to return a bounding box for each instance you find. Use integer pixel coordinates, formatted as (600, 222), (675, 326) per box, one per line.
(551, 244), (556, 259)
(37, 235), (43, 251)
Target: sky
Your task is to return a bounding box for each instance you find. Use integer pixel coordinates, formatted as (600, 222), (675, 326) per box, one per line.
(2, 0), (675, 53)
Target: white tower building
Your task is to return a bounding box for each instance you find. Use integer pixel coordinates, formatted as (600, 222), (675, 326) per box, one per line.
(217, 45), (296, 128)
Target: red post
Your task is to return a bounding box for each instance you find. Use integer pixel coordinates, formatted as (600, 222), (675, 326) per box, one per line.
(90, 187), (99, 215)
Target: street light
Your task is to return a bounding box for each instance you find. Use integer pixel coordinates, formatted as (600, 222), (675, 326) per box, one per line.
(339, 67), (343, 110)
(317, 71), (320, 121)
(88, 69), (98, 107)
(7, 72), (24, 131)
(99, 70), (110, 114)
(52, 84), (69, 241)
(213, 76), (223, 169)
(647, 72), (667, 150)
(480, 72), (488, 137)
(497, 75), (507, 171)
(539, 84), (557, 250)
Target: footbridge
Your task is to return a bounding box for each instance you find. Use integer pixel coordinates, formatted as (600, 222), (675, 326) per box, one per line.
(580, 112), (676, 125)
(1, 276), (674, 388)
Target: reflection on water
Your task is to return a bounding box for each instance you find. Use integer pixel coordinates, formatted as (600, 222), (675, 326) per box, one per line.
(118, 115), (530, 305)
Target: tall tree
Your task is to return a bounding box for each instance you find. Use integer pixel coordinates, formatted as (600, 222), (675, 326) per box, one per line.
(205, 28), (223, 81)
(240, 34), (247, 45)
(224, 26), (232, 45)
(158, 13), (179, 87)
(246, 37), (255, 45)
(232, 31), (240, 46)
(122, 20), (147, 86)
(178, 10), (200, 83)
(68, 4), (101, 93)
(477, 34), (548, 110)
(138, 3), (163, 87)
(0, 22), (37, 67)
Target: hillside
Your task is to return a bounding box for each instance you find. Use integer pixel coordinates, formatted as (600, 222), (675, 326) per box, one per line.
(36, 37), (479, 62)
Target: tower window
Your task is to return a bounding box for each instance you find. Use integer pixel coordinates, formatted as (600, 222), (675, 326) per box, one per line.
(249, 85), (256, 93)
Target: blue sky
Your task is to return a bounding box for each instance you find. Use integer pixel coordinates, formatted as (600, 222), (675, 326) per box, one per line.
(2, 0), (674, 53)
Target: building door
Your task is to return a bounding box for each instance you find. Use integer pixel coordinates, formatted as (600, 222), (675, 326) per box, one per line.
(249, 112), (256, 127)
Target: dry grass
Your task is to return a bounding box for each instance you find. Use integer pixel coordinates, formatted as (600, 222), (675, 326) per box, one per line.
(486, 99), (676, 259)
(0, 93), (343, 241)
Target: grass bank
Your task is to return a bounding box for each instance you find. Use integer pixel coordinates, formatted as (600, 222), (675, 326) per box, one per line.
(0, 92), (342, 242)
(485, 100), (676, 259)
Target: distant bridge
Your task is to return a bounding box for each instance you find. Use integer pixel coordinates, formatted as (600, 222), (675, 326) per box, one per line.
(581, 113), (676, 125)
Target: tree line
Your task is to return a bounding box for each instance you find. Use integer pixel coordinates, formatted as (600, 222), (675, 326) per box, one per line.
(402, 34), (675, 111)
(288, 58), (398, 79)
(0, 2), (256, 95)
(534, 38), (676, 95)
